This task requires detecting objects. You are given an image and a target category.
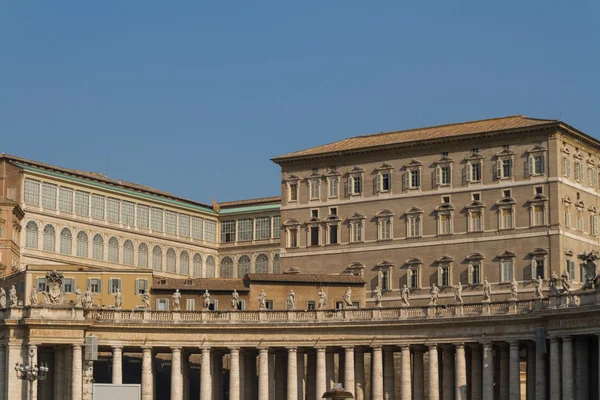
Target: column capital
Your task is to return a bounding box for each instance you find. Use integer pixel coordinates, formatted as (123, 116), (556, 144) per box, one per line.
(171, 346), (182, 352)
(343, 345), (354, 352)
(141, 346), (153, 351)
(229, 347), (240, 352)
(427, 343), (438, 350)
(286, 347), (297, 353)
(508, 340), (519, 348)
(112, 345), (123, 351)
(562, 335), (573, 343)
(200, 346), (211, 352)
(315, 346), (326, 352)
(258, 347), (269, 354)
(400, 344), (411, 350)
(371, 344), (383, 350)
(453, 343), (465, 349)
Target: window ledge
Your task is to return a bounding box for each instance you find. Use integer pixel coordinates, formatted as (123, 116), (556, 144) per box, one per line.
(377, 238), (393, 242)
(406, 235), (423, 239)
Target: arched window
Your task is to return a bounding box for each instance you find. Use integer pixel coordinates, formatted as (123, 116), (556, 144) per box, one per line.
(123, 240), (134, 266)
(60, 228), (72, 255)
(238, 255), (251, 277)
(138, 243), (149, 268)
(25, 221), (38, 249)
(92, 234), (104, 260)
(206, 255), (216, 278)
(108, 237), (119, 263)
(43, 224), (56, 252)
(180, 251), (190, 275)
(220, 256), (233, 278)
(166, 248), (176, 273)
(193, 253), (202, 277)
(76, 231), (88, 258)
(256, 253), (269, 274)
(273, 253), (280, 274)
(152, 246), (163, 271)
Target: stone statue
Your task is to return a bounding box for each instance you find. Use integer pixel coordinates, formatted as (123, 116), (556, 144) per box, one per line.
(561, 270), (571, 294)
(0, 287), (6, 309)
(534, 276), (544, 299)
(75, 287), (84, 307)
(579, 251), (599, 289)
(482, 278), (491, 302)
(202, 290), (211, 311)
(142, 290), (150, 310)
(84, 290), (94, 309)
(231, 290), (239, 310)
(30, 287), (38, 306)
(343, 287), (352, 308)
(172, 289), (181, 311)
(401, 284), (410, 307)
(258, 290), (267, 310)
(549, 272), (560, 296)
(510, 278), (519, 300)
(114, 288), (123, 309)
(287, 290), (296, 310)
(429, 283), (439, 306)
(44, 270), (64, 304)
(374, 286), (383, 308)
(9, 285), (18, 308)
(317, 288), (327, 309)
(454, 282), (463, 305)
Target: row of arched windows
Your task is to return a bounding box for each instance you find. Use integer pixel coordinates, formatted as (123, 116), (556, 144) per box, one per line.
(24, 221), (280, 278)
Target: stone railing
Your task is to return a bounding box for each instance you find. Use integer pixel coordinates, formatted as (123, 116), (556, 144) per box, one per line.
(71, 290), (598, 324)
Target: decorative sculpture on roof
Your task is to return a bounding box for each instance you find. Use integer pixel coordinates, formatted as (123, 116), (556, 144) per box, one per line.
(203, 290), (211, 311)
(401, 284), (410, 307)
(579, 251), (599, 289)
(0, 287), (6, 309)
(374, 286), (383, 308)
(75, 287), (84, 307)
(44, 270), (64, 304)
(549, 272), (560, 296)
(534, 276), (544, 299)
(172, 289), (181, 311)
(84, 290), (94, 309)
(429, 283), (439, 306)
(114, 288), (123, 309)
(317, 288), (327, 309)
(482, 278), (491, 302)
(454, 282), (463, 305)
(30, 287), (39, 306)
(561, 270), (571, 294)
(343, 287), (352, 308)
(258, 290), (267, 310)
(231, 290), (240, 310)
(9, 285), (18, 308)
(287, 290), (296, 310)
(510, 278), (519, 300)
(142, 290), (150, 310)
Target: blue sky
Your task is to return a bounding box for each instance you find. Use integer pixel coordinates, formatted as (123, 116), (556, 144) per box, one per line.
(1, 1), (598, 204)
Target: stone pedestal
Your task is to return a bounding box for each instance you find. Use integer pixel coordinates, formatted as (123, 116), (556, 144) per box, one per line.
(112, 346), (123, 384)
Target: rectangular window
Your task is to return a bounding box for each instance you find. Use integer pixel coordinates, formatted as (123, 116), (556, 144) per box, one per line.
(122, 201), (135, 226)
(590, 215), (599, 236)
(62, 278), (75, 293)
(472, 263), (481, 284)
(191, 217), (204, 240)
(35, 277), (47, 292)
(575, 162), (583, 181)
(289, 183), (298, 201)
(186, 299), (195, 311)
(440, 214), (451, 234)
(205, 220), (217, 243)
(165, 211), (177, 235)
(502, 209), (513, 229)
(151, 208), (163, 232)
(307, 301), (316, 310)
(380, 219), (391, 240)
(534, 259), (545, 279)
(59, 187), (74, 213)
(91, 194), (105, 220)
(137, 205), (150, 229)
(107, 198), (120, 223)
(409, 268), (419, 288)
(24, 178), (40, 206)
(272, 216), (280, 239)
(309, 180), (320, 200)
(310, 227), (319, 246)
(255, 217), (271, 240)
(565, 208), (571, 227)
(289, 229), (298, 248)
(501, 159), (512, 178)
(533, 155), (544, 175)
(471, 162), (481, 181)
(501, 261), (513, 282)
(328, 177), (339, 197)
(87, 278), (102, 294)
(108, 278), (122, 294)
(533, 206), (544, 226)
(577, 212), (584, 231)
(440, 266), (449, 286)
(135, 279), (148, 295)
(352, 176), (362, 195)
(156, 299), (169, 311)
(567, 260), (575, 280)
(221, 220), (236, 243)
(352, 222), (362, 242)
(409, 169), (420, 189)
(41, 182), (57, 210)
(381, 270), (389, 290)
(562, 157), (570, 177)
(408, 217), (421, 237)
(440, 166), (451, 185)
(179, 214), (191, 237)
(589, 167), (598, 187)
(238, 218), (254, 242)
(265, 300), (273, 310)
(379, 172), (391, 191)
(75, 191), (90, 217)
(471, 211), (482, 231)
(329, 225), (338, 244)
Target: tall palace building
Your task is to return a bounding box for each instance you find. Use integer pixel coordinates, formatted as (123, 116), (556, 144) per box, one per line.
(0, 115), (599, 400)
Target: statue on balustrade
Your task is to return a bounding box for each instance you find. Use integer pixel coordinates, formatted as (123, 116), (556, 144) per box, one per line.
(142, 290), (150, 310)
(75, 287), (84, 307)
(9, 285), (18, 308)
(482, 278), (491, 302)
(429, 283), (439, 306)
(317, 288), (327, 309)
(561, 271), (571, 294)
(114, 288), (123, 309)
(579, 251), (599, 290)
(0, 287), (6, 309)
(534, 276), (544, 299)
(172, 289), (181, 311)
(401, 284), (410, 307)
(343, 287), (353, 308)
(231, 290), (240, 310)
(203, 290), (211, 311)
(258, 290), (267, 310)
(374, 286), (383, 308)
(549, 272), (560, 296)
(510, 278), (519, 300)
(84, 290), (94, 309)
(287, 290), (296, 310)
(454, 282), (463, 305)
(44, 270), (64, 304)
(30, 287), (38, 306)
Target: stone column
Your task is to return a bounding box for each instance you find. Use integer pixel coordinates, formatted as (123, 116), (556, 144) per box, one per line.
(383, 348), (395, 400)
(401, 345), (412, 400)
(259, 348), (270, 400)
(470, 345), (482, 400)
(142, 347), (153, 400)
(64, 345), (72, 400)
(428, 345), (440, 400)
(509, 342), (520, 400)
(306, 351), (316, 400)
(413, 347), (424, 400)
(287, 348), (298, 400)
(371, 346), (384, 400)
(0, 345), (5, 400)
(575, 337), (589, 400)
(562, 337), (573, 399)
(526, 343), (535, 400)
(72, 344), (83, 400)
(53, 347), (64, 400)
(549, 338), (560, 400)
(355, 349), (366, 400)
(482, 343), (494, 399)
(201, 347), (212, 400)
(344, 346), (355, 397)
(316, 348), (326, 400)
(499, 344), (509, 400)
(28, 344), (38, 400)
(297, 349), (305, 400)
(229, 348), (240, 400)
(112, 346), (123, 384)
(170, 348), (183, 400)
(534, 341), (545, 400)
(442, 346), (453, 400)
(455, 344), (466, 400)
(326, 351), (335, 390)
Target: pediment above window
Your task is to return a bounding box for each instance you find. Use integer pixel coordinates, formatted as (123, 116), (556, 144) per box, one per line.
(375, 260), (394, 269)
(405, 206), (424, 215)
(526, 144), (547, 154)
(324, 214), (341, 222)
(574, 152), (583, 160)
(305, 216), (320, 225)
(306, 172), (322, 179)
(348, 166), (364, 175)
(527, 194), (549, 204)
(465, 152), (484, 161)
(466, 252), (485, 260)
(495, 148), (515, 157)
(498, 250), (516, 258)
(283, 218), (301, 227)
(376, 162), (394, 171)
(529, 248), (549, 256)
(347, 212), (366, 221)
(405, 257), (423, 265)
(587, 158), (596, 166)
(324, 169), (341, 177)
(589, 205), (597, 213)
(285, 174), (300, 182)
(495, 197), (516, 206)
(563, 196), (572, 204)
(375, 209), (395, 218)
(466, 200), (486, 209)
(437, 255), (454, 263)
(565, 248), (574, 257)
(434, 156), (454, 164)
(575, 200), (585, 209)
(435, 203), (455, 212)
(405, 159), (423, 168)
(562, 147), (571, 155)
(346, 262), (365, 276)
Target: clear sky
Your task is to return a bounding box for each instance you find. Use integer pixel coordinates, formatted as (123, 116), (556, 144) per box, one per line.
(1, 1), (598, 204)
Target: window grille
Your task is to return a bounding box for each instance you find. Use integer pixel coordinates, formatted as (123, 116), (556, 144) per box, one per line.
(24, 179), (40, 206)
(42, 182), (57, 210)
(408, 217), (421, 237)
(256, 254), (269, 274)
(309, 180), (320, 199)
(191, 217), (203, 240)
(379, 219), (391, 239)
(152, 246), (162, 270)
(471, 212), (482, 231)
(352, 222), (363, 242)
(289, 183), (298, 201)
(221, 220), (236, 243)
(165, 211), (177, 235)
(43, 224), (56, 252)
(121, 201), (135, 226)
(137, 205), (150, 229)
(60, 228), (72, 255)
(108, 237), (119, 263)
(328, 177), (339, 197)
(205, 220), (216, 243)
(166, 248), (176, 272)
(25, 221), (39, 249)
(237, 219), (253, 242)
(502, 209), (513, 229)
(502, 260), (513, 281)
(273, 254), (280, 274)
(179, 215), (190, 237)
(123, 240), (134, 265)
(180, 251), (189, 275)
(75, 191), (90, 217)
(91, 195), (105, 220)
(138, 243), (149, 268)
(59, 187), (74, 213)
(220, 257), (234, 278)
(76, 231), (88, 257)
(151, 208), (163, 232)
(92, 234), (104, 260)
(272, 216), (280, 239)
(106, 198), (120, 223)
(238, 255), (251, 277)
(255, 217), (271, 240)
(205, 255), (215, 278)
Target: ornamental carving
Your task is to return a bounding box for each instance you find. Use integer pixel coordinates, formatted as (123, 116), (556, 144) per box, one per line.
(44, 270), (64, 305)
